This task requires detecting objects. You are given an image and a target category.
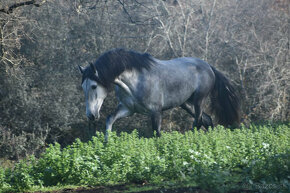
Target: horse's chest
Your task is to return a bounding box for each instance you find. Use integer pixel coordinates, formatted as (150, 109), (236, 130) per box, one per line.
(115, 86), (150, 115)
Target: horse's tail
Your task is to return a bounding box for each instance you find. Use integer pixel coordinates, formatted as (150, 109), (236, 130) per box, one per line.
(210, 66), (241, 127)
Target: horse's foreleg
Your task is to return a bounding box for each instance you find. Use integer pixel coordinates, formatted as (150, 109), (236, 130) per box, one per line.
(151, 111), (162, 137)
(105, 104), (132, 142)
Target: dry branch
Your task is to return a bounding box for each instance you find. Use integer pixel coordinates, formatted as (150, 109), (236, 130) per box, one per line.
(0, 0), (43, 14)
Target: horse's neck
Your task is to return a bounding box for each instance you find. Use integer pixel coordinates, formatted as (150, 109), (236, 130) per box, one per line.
(113, 69), (139, 95)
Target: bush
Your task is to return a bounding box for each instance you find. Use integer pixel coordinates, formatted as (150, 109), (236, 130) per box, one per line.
(0, 123), (289, 192)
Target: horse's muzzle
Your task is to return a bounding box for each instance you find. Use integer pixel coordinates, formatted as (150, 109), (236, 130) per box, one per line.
(87, 112), (100, 121)
(88, 114), (96, 121)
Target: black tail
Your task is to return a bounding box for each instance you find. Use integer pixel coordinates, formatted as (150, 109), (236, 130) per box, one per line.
(210, 66), (241, 127)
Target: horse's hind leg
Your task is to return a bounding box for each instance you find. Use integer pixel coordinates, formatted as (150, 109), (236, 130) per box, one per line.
(200, 113), (213, 130)
(181, 103), (213, 130)
(105, 103), (132, 142)
(151, 111), (162, 137)
(192, 100), (203, 130)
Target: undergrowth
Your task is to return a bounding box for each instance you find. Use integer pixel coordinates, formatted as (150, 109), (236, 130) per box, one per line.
(0, 123), (289, 193)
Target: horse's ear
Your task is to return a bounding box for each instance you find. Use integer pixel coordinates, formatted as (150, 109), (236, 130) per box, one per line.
(78, 65), (85, 74)
(90, 62), (98, 76)
(90, 62), (96, 73)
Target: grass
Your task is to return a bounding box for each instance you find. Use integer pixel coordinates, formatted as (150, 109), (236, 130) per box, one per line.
(0, 123), (289, 193)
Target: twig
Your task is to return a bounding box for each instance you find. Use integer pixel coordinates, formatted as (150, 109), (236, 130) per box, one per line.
(204, 0), (216, 61)
(117, 0), (136, 23)
(0, 0), (41, 14)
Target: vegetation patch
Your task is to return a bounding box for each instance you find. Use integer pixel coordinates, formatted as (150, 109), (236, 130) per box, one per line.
(0, 123), (289, 193)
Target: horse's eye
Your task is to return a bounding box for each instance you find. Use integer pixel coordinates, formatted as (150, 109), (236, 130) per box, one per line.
(91, 85), (97, 90)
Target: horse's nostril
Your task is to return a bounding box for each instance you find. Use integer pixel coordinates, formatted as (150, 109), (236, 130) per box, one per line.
(88, 114), (95, 121)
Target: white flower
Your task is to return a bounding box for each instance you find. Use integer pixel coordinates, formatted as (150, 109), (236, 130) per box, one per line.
(204, 154), (210, 159)
(194, 151), (200, 156)
(262, 142), (269, 149)
(189, 149), (201, 156)
(183, 161), (189, 166)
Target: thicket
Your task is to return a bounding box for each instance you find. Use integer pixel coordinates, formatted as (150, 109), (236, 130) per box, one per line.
(0, 0), (289, 160)
(0, 124), (289, 193)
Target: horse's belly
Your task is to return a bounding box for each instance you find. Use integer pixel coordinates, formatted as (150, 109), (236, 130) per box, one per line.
(161, 89), (194, 110)
(160, 76), (197, 109)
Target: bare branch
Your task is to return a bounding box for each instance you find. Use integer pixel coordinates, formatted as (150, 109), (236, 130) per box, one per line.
(117, 0), (136, 23)
(0, 0), (44, 14)
(204, 0), (216, 61)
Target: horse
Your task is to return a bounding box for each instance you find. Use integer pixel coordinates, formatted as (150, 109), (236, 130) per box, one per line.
(78, 48), (240, 141)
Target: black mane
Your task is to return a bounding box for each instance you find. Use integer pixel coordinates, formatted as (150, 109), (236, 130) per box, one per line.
(82, 48), (154, 87)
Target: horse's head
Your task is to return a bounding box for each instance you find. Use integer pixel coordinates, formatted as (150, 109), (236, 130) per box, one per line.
(78, 64), (108, 121)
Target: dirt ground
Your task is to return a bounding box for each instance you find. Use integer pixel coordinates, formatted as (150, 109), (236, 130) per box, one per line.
(28, 184), (253, 193)
(29, 184), (209, 193)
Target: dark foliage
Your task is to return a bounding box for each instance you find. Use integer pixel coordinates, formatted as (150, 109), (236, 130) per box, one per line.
(0, 0), (288, 159)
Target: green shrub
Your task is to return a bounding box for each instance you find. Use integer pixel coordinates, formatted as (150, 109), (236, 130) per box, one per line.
(4, 160), (34, 192)
(0, 168), (6, 190)
(0, 123), (289, 192)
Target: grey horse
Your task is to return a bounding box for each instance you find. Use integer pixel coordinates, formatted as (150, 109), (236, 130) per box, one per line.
(78, 48), (240, 141)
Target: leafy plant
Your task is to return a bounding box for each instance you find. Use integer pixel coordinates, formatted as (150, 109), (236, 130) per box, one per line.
(0, 123), (289, 192)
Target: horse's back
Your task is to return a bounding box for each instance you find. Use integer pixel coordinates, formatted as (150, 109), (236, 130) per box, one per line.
(154, 57), (215, 90)
(115, 56), (215, 113)
(148, 57), (215, 109)
(156, 57), (212, 71)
